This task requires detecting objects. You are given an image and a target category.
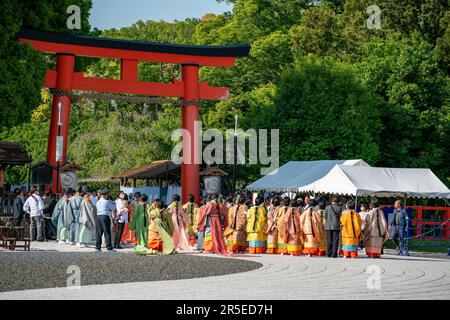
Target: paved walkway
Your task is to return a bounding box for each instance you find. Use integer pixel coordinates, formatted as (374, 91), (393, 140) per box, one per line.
(1, 242), (449, 300)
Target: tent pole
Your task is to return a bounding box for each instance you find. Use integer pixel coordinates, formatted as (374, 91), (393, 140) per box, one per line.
(355, 195), (358, 212)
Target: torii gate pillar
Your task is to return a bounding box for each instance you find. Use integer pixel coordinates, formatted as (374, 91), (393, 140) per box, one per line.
(181, 64), (200, 204)
(47, 53), (75, 193)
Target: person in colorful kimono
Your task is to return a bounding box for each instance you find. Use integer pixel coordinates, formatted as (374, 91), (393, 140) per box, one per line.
(358, 202), (369, 249)
(300, 199), (324, 257)
(196, 198), (207, 251)
(265, 197), (280, 254)
(128, 193), (148, 254)
(183, 194), (198, 247)
(281, 199), (303, 256)
(225, 196), (248, 252)
(276, 197), (290, 255)
(340, 200), (362, 258)
(316, 199), (327, 256)
(168, 194), (193, 253)
(146, 198), (175, 255)
(77, 186), (96, 247)
(51, 188), (73, 243)
(202, 194), (228, 255)
(246, 197), (268, 254)
(363, 198), (389, 258)
(121, 192), (138, 245)
(69, 187), (83, 246)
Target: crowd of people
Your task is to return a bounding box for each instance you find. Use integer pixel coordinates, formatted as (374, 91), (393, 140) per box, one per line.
(11, 187), (409, 257)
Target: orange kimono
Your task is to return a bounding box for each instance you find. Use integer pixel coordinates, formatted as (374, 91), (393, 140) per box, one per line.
(276, 206), (288, 254)
(121, 201), (136, 244)
(265, 206), (280, 254)
(300, 208), (323, 256)
(281, 206), (303, 255)
(225, 204), (248, 252)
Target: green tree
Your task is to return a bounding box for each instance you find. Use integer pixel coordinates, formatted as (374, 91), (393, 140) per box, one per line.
(291, 7), (346, 59)
(263, 56), (384, 165)
(0, 0), (92, 129)
(357, 32), (450, 181)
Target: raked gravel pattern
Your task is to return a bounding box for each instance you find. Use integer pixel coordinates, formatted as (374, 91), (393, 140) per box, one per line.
(0, 241), (449, 299)
(0, 243), (261, 293)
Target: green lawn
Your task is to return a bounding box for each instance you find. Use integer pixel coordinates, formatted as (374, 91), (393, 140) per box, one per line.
(384, 238), (450, 253)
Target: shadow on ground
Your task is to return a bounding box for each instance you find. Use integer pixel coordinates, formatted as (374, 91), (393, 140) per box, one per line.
(0, 251), (262, 292)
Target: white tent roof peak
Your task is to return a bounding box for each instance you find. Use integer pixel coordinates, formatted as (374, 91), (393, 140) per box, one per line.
(298, 165), (450, 199)
(246, 159), (369, 192)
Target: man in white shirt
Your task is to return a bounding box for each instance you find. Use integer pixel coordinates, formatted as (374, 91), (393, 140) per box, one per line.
(95, 188), (116, 251)
(23, 189), (45, 241)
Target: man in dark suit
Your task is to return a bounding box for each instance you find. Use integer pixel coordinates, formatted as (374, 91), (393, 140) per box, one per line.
(325, 196), (342, 258)
(390, 200), (407, 255)
(13, 188), (25, 226)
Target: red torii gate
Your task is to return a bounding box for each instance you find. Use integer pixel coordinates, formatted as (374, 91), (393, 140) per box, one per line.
(18, 28), (250, 203)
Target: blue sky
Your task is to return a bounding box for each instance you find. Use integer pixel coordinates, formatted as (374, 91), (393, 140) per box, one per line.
(90, 0), (234, 30)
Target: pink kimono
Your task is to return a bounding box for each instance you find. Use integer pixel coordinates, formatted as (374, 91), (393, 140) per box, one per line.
(168, 202), (193, 252)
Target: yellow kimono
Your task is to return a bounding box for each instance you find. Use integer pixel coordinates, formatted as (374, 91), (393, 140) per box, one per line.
(317, 209), (327, 256)
(246, 205), (267, 254)
(183, 202), (198, 246)
(276, 205), (288, 254)
(340, 210), (362, 258)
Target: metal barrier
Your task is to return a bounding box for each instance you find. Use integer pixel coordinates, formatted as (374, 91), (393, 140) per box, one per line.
(404, 218), (450, 256)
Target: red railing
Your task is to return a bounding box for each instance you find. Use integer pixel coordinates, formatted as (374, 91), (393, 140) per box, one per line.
(381, 205), (450, 239)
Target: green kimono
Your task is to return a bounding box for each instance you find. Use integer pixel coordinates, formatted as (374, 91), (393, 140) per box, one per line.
(129, 202), (148, 254)
(147, 205), (175, 255)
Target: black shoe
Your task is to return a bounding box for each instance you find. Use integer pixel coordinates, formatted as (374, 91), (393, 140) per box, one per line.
(107, 248), (114, 251)
(95, 248), (101, 252)
(116, 246), (123, 249)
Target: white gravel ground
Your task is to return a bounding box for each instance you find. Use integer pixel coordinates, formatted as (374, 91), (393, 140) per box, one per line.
(1, 241), (449, 300)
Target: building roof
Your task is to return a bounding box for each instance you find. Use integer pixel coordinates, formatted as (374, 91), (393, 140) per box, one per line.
(60, 161), (84, 172)
(0, 142), (32, 166)
(199, 166), (228, 176)
(112, 160), (180, 180)
(29, 161), (56, 169)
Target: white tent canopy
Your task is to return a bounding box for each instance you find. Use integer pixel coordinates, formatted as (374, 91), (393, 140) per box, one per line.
(298, 165), (450, 199)
(245, 159), (369, 192)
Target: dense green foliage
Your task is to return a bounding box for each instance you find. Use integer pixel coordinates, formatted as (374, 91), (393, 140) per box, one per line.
(0, 0), (92, 129)
(1, 0), (449, 188)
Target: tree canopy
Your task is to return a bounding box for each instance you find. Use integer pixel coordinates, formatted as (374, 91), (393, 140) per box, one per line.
(1, 0), (449, 188)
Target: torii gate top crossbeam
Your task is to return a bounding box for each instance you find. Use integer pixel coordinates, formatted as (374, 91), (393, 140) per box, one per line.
(18, 28), (250, 67)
